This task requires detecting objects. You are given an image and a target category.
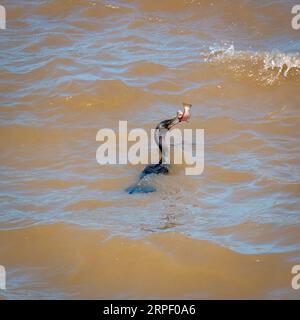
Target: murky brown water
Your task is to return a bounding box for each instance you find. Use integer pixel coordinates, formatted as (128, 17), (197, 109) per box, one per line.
(0, 0), (300, 299)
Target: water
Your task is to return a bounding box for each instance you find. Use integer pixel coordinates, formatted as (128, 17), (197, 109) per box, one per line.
(0, 0), (300, 299)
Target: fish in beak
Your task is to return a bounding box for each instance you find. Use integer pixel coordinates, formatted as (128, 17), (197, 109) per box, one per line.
(156, 103), (192, 132)
(177, 102), (192, 123)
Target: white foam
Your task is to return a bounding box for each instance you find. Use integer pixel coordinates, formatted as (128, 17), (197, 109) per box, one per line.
(205, 44), (300, 84)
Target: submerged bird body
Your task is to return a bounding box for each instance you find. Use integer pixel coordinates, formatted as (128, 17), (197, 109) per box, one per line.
(140, 163), (169, 177)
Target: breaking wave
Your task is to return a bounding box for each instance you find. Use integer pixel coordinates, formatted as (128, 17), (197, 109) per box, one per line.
(205, 44), (300, 85)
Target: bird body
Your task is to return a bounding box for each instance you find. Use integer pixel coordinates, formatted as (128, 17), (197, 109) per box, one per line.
(126, 103), (192, 194)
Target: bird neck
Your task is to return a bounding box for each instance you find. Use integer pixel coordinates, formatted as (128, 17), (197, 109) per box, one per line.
(155, 126), (169, 165)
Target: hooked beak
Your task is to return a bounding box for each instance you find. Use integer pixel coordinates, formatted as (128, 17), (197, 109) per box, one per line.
(166, 103), (192, 130)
